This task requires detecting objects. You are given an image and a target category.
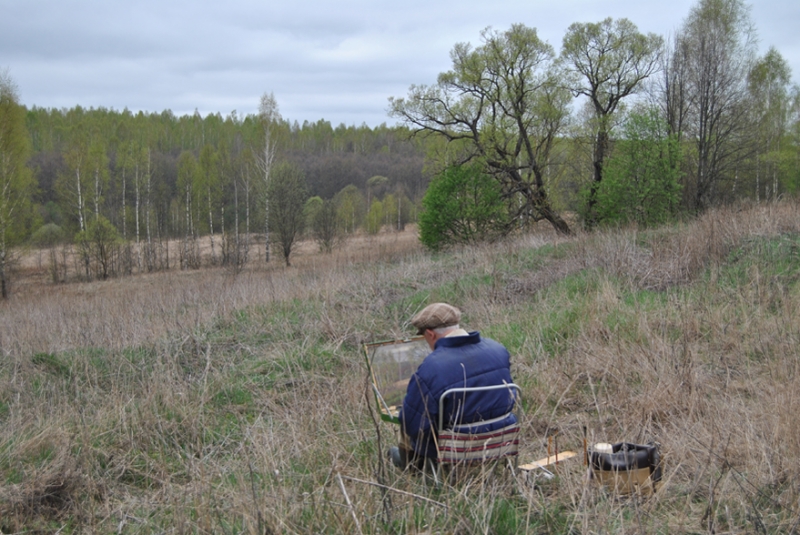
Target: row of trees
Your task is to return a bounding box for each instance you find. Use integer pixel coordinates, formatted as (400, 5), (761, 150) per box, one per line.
(392, 0), (800, 243)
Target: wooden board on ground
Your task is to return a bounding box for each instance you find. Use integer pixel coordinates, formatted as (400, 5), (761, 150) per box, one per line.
(519, 450), (579, 471)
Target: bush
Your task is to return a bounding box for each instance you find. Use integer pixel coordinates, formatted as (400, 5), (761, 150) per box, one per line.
(74, 216), (121, 280)
(418, 164), (509, 250)
(587, 109), (683, 228)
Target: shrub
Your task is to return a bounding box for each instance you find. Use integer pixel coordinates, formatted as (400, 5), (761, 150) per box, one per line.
(588, 109), (683, 228)
(418, 164), (509, 250)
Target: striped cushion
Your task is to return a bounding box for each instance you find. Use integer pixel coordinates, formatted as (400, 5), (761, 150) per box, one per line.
(437, 423), (520, 464)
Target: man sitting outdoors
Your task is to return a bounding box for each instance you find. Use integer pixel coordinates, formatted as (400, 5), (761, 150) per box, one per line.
(390, 302), (517, 470)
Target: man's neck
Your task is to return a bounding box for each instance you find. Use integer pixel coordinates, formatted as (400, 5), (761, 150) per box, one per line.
(444, 328), (469, 338)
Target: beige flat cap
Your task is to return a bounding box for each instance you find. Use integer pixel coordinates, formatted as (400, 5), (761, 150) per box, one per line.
(411, 303), (461, 334)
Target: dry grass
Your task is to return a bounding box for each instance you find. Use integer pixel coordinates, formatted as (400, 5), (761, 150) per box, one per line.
(2, 228), (421, 355)
(1, 202), (800, 533)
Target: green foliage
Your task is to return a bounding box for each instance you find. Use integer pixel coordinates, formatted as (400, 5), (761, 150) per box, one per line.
(30, 223), (65, 247)
(0, 71), (35, 297)
(748, 47), (794, 201)
(303, 196), (323, 232)
(588, 109), (683, 227)
(562, 17), (663, 225)
(382, 193), (398, 229)
(418, 164), (509, 250)
(333, 184), (365, 234)
(39, 201), (65, 227)
(365, 199), (383, 235)
(366, 175), (388, 202)
(391, 24), (573, 234)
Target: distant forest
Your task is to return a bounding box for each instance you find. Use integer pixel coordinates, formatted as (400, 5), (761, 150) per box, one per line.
(25, 107), (428, 240)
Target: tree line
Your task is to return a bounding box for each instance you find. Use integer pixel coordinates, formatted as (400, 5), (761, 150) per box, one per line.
(1, 84), (429, 286)
(1, 0), (799, 291)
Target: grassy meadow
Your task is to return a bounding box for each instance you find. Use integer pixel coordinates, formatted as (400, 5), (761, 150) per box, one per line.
(1, 201), (800, 533)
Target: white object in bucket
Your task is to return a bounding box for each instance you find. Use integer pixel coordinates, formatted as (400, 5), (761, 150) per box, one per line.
(593, 442), (613, 454)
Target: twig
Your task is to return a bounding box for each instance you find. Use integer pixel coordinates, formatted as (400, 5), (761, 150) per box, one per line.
(338, 474), (448, 509)
(336, 472), (364, 535)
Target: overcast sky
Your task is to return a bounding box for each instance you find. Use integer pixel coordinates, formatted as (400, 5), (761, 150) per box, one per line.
(2, 0), (798, 127)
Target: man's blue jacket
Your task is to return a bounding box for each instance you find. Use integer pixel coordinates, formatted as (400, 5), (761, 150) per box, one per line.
(400, 331), (517, 459)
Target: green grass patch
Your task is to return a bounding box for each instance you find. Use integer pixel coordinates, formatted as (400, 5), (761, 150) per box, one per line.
(212, 385), (253, 407)
(31, 352), (71, 378)
(721, 234), (800, 286)
(539, 306), (584, 357)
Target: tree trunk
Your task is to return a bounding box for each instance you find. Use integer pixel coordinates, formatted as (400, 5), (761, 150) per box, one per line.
(0, 250), (7, 299)
(585, 127), (609, 227)
(208, 186), (215, 264)
(135, 162), (141, 270)
(121, 165), (127, 240)
(76, 166), (85, 232)
(94, 164), (100, 220)
(145, 149), (153, 270)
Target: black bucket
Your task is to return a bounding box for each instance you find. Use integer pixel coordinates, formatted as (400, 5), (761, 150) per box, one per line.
(590, 442), (662, 495)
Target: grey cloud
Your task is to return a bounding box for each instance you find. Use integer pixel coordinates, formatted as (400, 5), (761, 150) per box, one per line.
(2, 0), (797, 127)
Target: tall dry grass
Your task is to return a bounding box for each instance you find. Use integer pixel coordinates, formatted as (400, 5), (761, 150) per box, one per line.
(1, 201), (799, 533)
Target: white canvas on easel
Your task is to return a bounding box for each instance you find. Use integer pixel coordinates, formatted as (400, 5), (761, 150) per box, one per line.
(363, 337), (429, 423)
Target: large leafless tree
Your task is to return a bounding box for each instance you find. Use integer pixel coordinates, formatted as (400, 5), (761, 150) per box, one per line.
(669, 0), (758, 210)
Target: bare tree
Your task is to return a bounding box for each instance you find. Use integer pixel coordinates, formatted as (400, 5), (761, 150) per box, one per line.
(312, 199), (339, 253)
(177, 150), (200, 269)
(256, 92), (280, 263)
(658, 34), (691, 145)
(268, 162), (307, 266)
(674, 0), (758, 210)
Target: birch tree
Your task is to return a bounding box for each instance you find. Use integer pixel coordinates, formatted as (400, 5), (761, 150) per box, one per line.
(142, 147), (154, 270)
(333, 184), (365, 234)
(131, 144), (149, 269)
(256, 92), (280, 263)
(59, 134), (91, 234)
(89, 138), (109, 221)
(198, 143), (220, 263)
(177, 150), (200, 268)
(748, 47), (792, 201)
(117, 140), (135, 240)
